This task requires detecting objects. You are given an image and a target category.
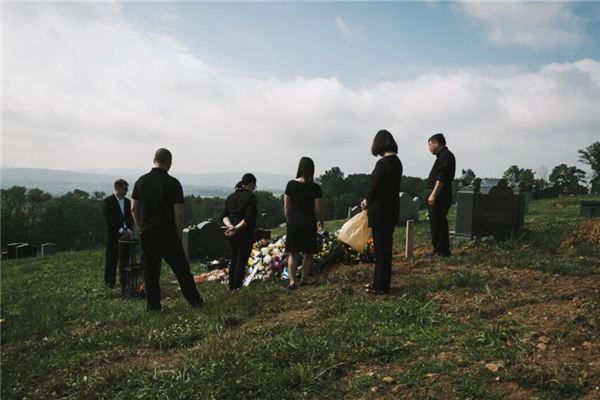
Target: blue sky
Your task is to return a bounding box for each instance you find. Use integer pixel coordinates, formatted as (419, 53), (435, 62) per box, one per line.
(121, 2), (600, 86)
(3, 2), (600, 180)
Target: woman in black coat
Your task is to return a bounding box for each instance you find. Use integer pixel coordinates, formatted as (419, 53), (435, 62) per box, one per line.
(222, 173), (258, 291)
(284, 157), (324, 289)
(361, 130), (403, 294)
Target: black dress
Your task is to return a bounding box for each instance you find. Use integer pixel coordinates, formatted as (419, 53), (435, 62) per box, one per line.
(366, 155), (403, 293)
(285, 180), (322, 253)
(221, 188), (258, 290)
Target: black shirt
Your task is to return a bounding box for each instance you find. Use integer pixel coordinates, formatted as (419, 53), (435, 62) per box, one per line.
(132, 168), (184, 232)
(427, 147), (456, 196)
(284, 180), (322, 224)
(221, 189), (258, 232)
(366, 155), (403, 228)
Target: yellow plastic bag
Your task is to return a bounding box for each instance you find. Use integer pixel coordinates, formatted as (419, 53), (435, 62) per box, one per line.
(337, 210), (370, 252)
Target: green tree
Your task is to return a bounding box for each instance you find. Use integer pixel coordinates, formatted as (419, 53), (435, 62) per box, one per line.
(502, 165), (535, 191)
(549, 164), (587, 194)
(318, 167), (348, 219)
(578, 141), (600, 194)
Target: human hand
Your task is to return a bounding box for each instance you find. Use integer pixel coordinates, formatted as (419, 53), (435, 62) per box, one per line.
(119, 230), (132, 240)
(317, 221), (324, 231)
(360, 199), (368, 210)
(428, 193), (436, 206)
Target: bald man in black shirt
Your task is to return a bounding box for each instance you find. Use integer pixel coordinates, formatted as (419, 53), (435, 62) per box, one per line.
(427, 133), (456, 257)
(131, 148), (203, 311)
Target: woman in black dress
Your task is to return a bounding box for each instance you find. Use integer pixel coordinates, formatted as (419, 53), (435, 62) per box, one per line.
(361, 130), (403, 294)
(222, 173), (258, 291)
(284, 157), (324, 289)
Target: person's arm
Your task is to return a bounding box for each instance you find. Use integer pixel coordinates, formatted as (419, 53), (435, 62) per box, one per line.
(174, 203), (185, 238)
(284, 194), (291, 222)
(364, 161), (384, 210)
(131, 198), (140, 227)
(315, 197), (324, 231)
(428, 181), (444, 206)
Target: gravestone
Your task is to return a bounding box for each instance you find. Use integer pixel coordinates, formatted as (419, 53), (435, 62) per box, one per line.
(533, 186), (560, 200)
(398, 192), (419, 223)
(15, 244), (37, 259)
(254, 228), (271, 242)
(257, 213), (269, 229)
(347, 206), (360, 219)
(6, 243), (25, 259)
(41, 243), (57, 256)
(182, 221), (231, 261)
(581, 200), (600, 219)
(454, 179), (526, 240)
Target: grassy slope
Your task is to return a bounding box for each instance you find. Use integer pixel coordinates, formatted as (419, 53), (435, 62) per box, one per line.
(1, 195), (599, 400)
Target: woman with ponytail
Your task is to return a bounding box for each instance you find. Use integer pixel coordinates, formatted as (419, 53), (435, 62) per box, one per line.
(221, 173), (258, 291)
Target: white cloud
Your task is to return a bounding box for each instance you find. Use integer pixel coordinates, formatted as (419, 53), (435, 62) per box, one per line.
(334, 16), (363, 39)
(2, 3), (599, 182)
(459, 1), (583, 48)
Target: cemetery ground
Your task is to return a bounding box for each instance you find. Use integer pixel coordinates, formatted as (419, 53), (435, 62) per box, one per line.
(2, 196), (599, 400)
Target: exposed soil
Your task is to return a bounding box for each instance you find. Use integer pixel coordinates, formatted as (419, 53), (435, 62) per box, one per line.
(562, 218), (600, 247)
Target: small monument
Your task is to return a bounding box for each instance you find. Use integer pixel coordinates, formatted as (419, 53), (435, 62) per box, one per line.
(182, 221), (232, 261)
(398, 192), (419, 223)
(347, 206), (360, 219)
(41, 243), (57, 256)
(581, 200), (600, 219)
(15, 244), (37, 259)
(454, 171), (526, 240)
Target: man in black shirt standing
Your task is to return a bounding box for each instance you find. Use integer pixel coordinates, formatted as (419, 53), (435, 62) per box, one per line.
(131, 148), (203, 311)
(427, 133), (456, 257)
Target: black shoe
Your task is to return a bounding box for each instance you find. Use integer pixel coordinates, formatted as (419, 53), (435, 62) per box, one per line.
(365, 287), (387, 295)
(190, 298), (204, 309)
(147, 304), (162, 312)
(287, 283), (297, 290)
(105, 283), (115, 289)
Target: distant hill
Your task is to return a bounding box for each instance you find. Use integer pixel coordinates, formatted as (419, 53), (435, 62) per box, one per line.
(1, 167), (290, 197)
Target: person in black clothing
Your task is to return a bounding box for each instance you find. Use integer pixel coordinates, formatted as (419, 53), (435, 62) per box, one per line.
(427, 133), (456, 257)
(131, 148), (203, 311)
(102, 179), (134, 289)
(284, 157), (324, 289)
(361, 130), (403, 294)
(222, 173), (258, 291)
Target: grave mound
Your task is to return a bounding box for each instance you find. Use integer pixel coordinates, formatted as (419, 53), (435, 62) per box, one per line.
(562, 218), (600, 247)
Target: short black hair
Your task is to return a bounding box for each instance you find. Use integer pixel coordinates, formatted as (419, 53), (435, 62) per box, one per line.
(296, 157), (315, 183)
(114, 179), (128, 190)
(428, 133), (446, 146)
(154, 148), (172, 164)
(371, 129), (398, 156)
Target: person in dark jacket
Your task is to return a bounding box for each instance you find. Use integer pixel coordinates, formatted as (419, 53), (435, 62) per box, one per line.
(284, 157), (324, 289)
(131, 148), (203, 311)
(361, 130), (403, 294)
(427, 133), (456, 257)
(102, 179), (134, 289)
(222, 173), (258, 291)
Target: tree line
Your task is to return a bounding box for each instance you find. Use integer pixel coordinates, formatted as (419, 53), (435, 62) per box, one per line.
(2, 141), (598, 251)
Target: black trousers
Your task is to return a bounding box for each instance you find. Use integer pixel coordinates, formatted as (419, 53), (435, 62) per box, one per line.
(229, 231), (253, 290)
(104, 232), (129, 288)
(428, 195), (452, 256)
(372, 224), (395, 293)
(140, 228), (201, 310)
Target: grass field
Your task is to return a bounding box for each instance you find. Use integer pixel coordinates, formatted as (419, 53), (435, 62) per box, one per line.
(2, 195), (599, 399)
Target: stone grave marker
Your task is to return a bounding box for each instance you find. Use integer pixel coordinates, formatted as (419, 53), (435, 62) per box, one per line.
(398, 192), (419, 223)
(6, 243), (25, 259)
(257, 213), (269, 229)
(454, 179), (526, 240)
(15, 244), (37, 259)
(182, 221), (231, 261)
(41, 243), (57, 256)
(347, 206), (360, 219)
(581, 200), (600, 219)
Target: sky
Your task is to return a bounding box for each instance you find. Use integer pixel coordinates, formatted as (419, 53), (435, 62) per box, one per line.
(2, 1), (600, 181)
